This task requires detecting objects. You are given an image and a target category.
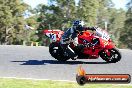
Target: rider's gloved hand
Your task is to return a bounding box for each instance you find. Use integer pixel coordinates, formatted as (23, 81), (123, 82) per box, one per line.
(88, 27), (96, 31)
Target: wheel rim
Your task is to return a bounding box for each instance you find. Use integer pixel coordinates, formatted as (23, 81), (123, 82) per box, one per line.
(101, 49), (121, 62)
(52, 47), (58, 54)
(102, 51), (112, 61)
(109, 49), (120, 61)
(50, 46), (60, 57)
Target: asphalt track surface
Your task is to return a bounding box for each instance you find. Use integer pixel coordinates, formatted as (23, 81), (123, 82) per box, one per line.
(0, 45), (132, 83)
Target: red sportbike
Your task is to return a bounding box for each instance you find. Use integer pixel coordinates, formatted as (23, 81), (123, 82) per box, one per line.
(44, 29), (121, 63)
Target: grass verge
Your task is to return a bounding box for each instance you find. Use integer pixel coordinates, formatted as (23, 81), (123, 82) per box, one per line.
(0, 78), (131, 88)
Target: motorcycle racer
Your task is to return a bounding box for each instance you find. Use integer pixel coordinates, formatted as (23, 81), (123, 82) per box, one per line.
(60, 20), (105, 59)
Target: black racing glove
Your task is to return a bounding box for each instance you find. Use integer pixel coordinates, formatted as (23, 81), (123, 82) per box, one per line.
(84, 27), (96, 31)
(89, 27), (96, 31)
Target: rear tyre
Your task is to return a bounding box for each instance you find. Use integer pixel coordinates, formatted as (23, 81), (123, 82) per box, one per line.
(99, 48), (121, 63)
(49, 42), (70, 61)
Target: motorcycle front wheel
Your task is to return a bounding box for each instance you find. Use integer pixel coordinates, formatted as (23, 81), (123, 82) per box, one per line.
(49, 42), (70, 61)
(99, 48), (121, 63)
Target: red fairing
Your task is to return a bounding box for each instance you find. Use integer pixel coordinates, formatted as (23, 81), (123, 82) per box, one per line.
(78, 31), (99, 58)
(98, 38), (115, 49)
(78, 31), (115, 59)
(43, 29), (64, 35)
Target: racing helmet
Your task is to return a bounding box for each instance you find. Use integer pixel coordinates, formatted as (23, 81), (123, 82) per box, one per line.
(73, 20), (85, 33)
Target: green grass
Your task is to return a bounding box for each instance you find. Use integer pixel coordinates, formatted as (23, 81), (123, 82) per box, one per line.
(0, 78), (131, 88)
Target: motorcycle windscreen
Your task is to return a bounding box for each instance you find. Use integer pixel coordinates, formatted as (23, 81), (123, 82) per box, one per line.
(94, 27), (110, 41)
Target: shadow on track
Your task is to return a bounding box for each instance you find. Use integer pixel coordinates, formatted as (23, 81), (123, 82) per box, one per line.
(11, 59), (109, 65)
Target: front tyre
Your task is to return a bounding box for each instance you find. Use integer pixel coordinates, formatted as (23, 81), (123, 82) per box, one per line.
(99, 48), (121, 63)
(49, 42), (70, 61)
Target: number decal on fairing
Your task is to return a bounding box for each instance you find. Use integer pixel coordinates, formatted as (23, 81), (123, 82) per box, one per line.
(45, 33), (56, 41)
(49, 33), (56, 41)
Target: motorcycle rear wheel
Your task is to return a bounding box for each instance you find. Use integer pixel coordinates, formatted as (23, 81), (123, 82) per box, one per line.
(49, 42), (70, 61)
(99, 48), (121, 63)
